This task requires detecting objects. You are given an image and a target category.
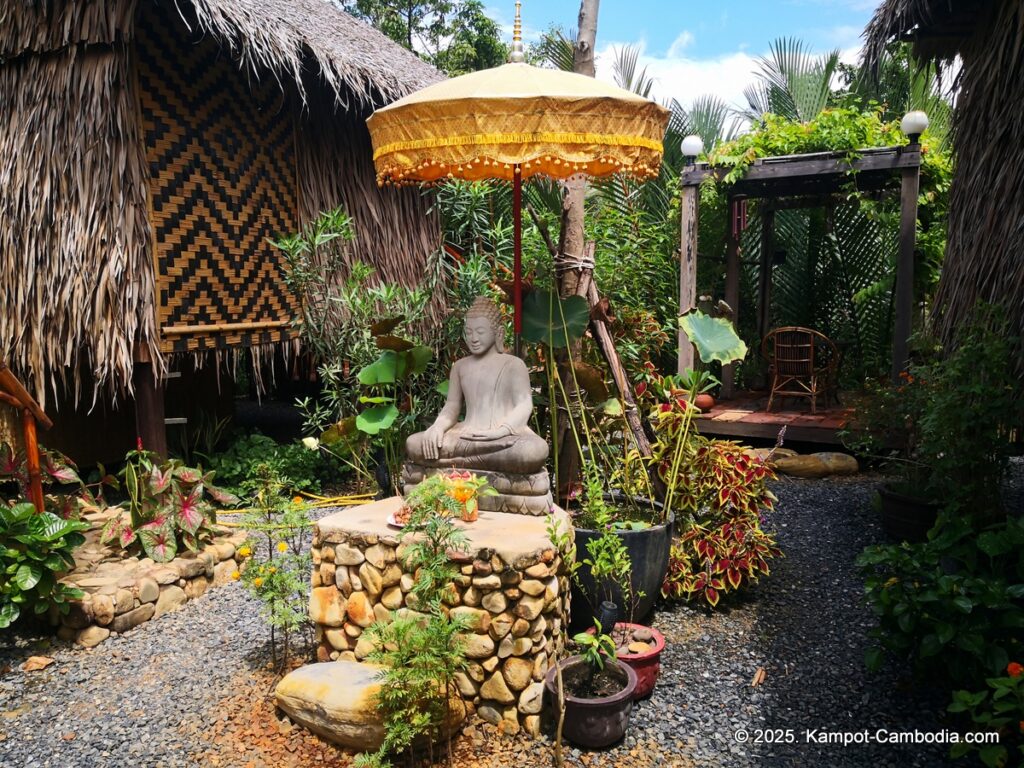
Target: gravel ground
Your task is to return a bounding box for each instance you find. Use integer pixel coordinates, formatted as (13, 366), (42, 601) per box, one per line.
(4, 464), (1020, 767)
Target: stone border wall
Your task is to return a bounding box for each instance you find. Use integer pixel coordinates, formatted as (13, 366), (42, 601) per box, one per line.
(310, 527), (571, 736)
(56, 531), (249, 648)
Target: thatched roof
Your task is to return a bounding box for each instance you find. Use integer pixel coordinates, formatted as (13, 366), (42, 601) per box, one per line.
(0, 0), (442, 406)
(1, 0), (442, 105)
(864, 0), (1024, 366)
(863, 0), (994, 67)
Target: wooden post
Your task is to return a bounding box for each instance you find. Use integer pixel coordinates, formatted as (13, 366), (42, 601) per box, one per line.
(133, 362), (167, 458)
(757, 206), (775, 344)
(22, 408), (44, 513)
(892, 162), (920, 382)
(677, 182), (699, 375)
(586, 281), (652, 457)
(721, 198), (742, 399)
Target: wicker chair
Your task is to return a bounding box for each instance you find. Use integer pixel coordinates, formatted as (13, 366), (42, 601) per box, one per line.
(761, 327), (840, 414)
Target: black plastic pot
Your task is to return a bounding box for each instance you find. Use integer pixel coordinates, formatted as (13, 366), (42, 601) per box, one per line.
(570, 502), (674, 632)
(544, 655), (637, 748)
(878, 484), (939, 542)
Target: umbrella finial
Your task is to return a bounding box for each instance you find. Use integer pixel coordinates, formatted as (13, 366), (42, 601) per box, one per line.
(510, 1), (525, 62)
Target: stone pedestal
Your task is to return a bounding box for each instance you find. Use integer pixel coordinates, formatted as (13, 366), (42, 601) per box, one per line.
(401, 465), (553, 516)
(310, 497), (572, 734)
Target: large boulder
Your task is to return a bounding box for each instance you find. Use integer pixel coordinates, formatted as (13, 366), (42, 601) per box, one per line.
(275, 661), (467, 751)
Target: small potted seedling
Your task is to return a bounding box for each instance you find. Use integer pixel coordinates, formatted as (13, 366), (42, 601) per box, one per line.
(578, 524), (666, 699)
(545, 620), (638, 749)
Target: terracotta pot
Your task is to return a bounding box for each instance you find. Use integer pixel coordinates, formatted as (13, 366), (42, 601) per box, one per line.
(460, 498), (479, 522)
(877, 484), (938, 542)
(585, 622), (666, 700)
(544, 656), (637, 748)
(694, 393), (715, 411)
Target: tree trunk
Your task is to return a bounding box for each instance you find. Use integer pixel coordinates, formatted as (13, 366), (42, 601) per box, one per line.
(554, 0), (601, 501)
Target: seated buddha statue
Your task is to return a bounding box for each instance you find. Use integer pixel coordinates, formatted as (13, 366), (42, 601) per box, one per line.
(403, 297), (552, 515)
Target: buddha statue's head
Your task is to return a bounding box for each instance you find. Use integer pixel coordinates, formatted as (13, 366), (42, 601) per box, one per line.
(464, 296), (505, 355)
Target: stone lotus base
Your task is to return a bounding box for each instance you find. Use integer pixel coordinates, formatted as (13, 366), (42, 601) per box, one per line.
(401, 464), (553, 516)
(55, 509), (249, 649)
(309, 497), (573, 735)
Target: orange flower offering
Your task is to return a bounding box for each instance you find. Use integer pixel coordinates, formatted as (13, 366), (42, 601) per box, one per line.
(1007, 661), (1023, 678)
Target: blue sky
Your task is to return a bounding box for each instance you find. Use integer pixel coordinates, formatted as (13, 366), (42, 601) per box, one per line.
(486, 1), (881, 109)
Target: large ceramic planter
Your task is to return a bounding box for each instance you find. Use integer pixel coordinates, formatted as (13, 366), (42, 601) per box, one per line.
(544, 655), (637, 748)
(586, 622), (665, 700)
(570, 507), (674, 632)
(877, 484), (938, 542)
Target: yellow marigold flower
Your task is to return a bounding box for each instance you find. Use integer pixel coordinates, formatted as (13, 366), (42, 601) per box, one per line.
(292, 495), (303, 504)
(253, 577), (263, 588)
(238, 546), (251, 558)
(230, 570), (241, 581)
(268, 567), (277, 574)
(276, 541), (288, 553)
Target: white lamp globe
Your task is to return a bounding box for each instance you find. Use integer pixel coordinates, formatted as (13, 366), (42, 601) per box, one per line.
(900, 110), (929, 138)
(681, 134), (704, 159)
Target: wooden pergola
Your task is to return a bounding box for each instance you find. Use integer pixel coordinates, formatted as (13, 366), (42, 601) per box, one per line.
(0, 363), (52, 512)
(677, 143), (923, 397)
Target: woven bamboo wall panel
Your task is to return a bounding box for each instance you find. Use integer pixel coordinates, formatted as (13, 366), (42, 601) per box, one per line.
(136, 7), (299, 354)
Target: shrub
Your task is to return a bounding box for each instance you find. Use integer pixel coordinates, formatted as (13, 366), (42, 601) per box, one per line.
(948, 662), (1024, 767)
(236, 464), (312, 669)
(0, 503), (88, 628)
(857, 515), (1024, 686)
(354, 498), (469, 768)
(204, 432), (344, 497)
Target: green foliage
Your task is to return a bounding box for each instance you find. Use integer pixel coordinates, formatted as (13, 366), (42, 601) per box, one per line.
(858, 515), (1024, 691)
(572, 619), (616, 672)
(236, 464), (312, 670)
(0, 503), (88, 628)
(948, 664), (1024, 767)
(579, 522), (641, 622)
(340, 0), (506, 76)
(679, 311), (748, 365)
(843, 309), (1022, 524)
(101, 447), (238, 563)
(355, 502), (469, 768)
(274, 209), (443, 495)
(521, 290), (590, 348)
(204, 433), (345, 498)
(742, 38), (839, 124)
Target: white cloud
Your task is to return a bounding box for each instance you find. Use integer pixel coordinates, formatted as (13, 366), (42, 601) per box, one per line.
(666, 31), (695, 58)
(592, 38), (864, 119)
(594, 39), (760, 114)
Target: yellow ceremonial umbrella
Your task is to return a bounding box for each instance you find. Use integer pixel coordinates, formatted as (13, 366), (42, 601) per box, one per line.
(367, 1), (670, 336)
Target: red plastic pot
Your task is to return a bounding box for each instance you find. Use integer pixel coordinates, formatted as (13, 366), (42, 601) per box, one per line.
(586, 622), (666, 700)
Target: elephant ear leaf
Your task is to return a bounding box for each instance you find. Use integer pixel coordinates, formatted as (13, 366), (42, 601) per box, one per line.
(356, 404), (400, 436)
(357, 351), (400, 385)
(521, 291), (590, 348)
(679, 310), (747, 365)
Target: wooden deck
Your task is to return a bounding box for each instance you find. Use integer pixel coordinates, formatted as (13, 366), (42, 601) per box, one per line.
(695, 391), (852, 445)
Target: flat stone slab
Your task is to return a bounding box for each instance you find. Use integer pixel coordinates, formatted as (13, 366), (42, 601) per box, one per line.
(317, 497), (570, 565)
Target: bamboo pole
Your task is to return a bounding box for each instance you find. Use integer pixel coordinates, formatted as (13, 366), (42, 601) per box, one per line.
(23, 408), (44, 513)
(161, 319), (294, 335)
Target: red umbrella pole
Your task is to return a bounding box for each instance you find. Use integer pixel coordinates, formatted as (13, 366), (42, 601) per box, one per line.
(513, 164), (523, 339)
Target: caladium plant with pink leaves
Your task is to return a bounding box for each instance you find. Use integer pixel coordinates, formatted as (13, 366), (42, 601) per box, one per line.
(101, 444), (239, 563)
(0, 441), (113, 518)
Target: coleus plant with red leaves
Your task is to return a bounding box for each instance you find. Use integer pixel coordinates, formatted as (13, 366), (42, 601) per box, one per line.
(659, 439), (782, 607)
(101, 444), (239, 563)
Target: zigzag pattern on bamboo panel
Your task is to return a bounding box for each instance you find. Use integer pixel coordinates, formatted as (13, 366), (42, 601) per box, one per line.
(136, 5), (299, 354)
